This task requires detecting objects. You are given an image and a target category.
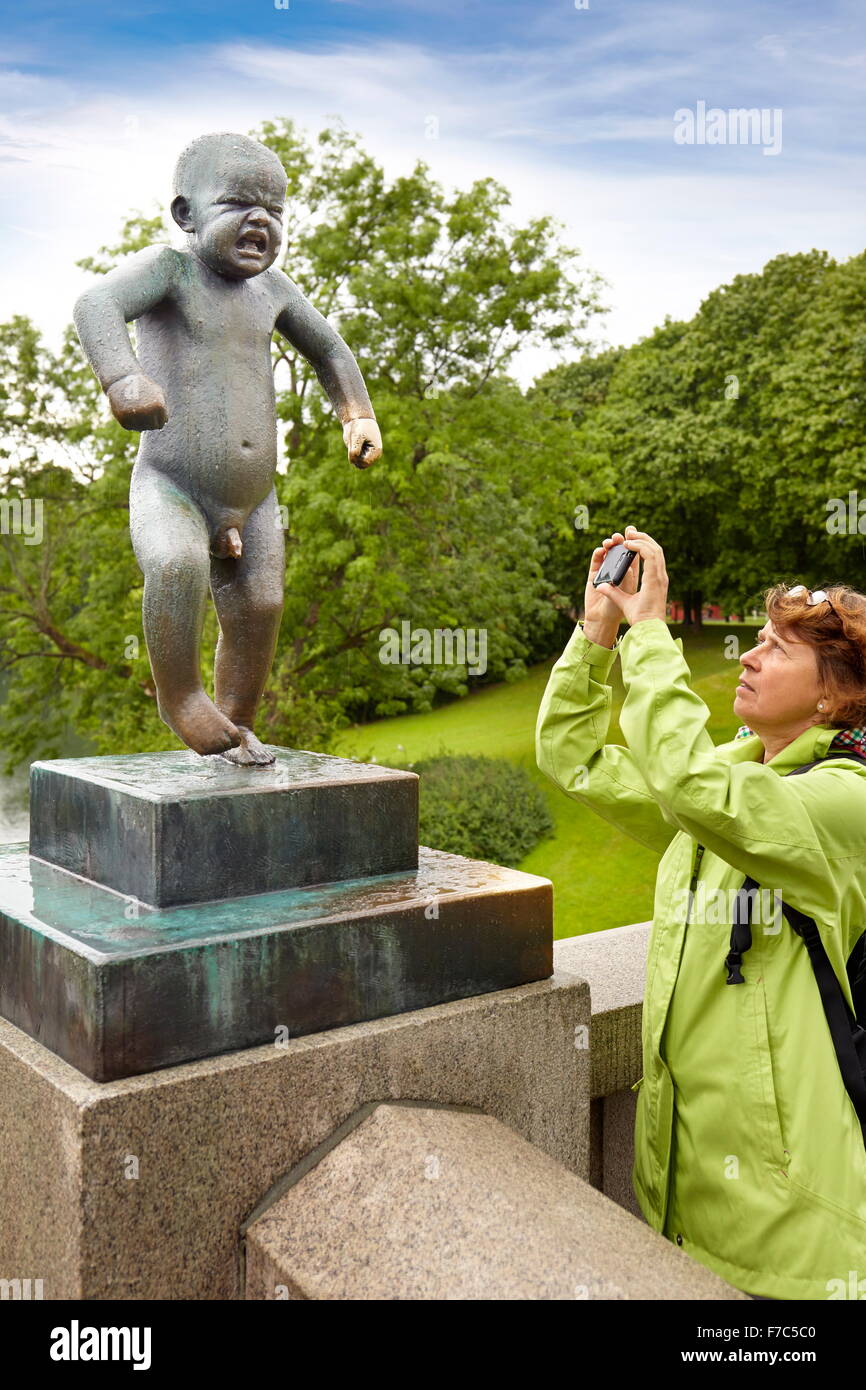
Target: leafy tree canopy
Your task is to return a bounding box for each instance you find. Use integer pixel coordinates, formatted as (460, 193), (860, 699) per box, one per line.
(0, 118), (604, 769)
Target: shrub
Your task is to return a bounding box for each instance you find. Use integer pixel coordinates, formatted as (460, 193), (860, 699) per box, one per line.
(396, 754), (554, 866)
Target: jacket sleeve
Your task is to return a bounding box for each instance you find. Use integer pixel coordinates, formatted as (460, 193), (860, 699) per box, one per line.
(615, 618), (866, 937)
(534, 619), (680, 855)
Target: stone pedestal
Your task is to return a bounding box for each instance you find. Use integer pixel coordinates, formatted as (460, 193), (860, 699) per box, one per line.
(5, 747), (666, 1303)
(29, 749), (420, 905)
(0, 971), (590, 1300)
(0, 749), (553, 1080)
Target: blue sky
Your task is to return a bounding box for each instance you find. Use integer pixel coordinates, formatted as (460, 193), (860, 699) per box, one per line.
(2, 0), (866, 381)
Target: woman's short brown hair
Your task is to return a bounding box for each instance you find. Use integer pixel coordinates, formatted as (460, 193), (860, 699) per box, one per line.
(762, 582), (866, 728)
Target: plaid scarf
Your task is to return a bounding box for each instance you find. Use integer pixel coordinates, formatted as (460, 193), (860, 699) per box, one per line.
(734, 723), (866, 760)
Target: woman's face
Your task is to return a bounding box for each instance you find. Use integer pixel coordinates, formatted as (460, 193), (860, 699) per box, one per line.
(734, 619), (824, 730)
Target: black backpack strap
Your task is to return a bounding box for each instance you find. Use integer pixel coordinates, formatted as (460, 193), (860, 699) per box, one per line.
(723, 748), (866, 1144)
(786, 751), (866, 775)
(725, 876), (757, 984)
(724, 750), (866, 980)
(849, 930), (866, 998)
(778, 896), (866, 1143)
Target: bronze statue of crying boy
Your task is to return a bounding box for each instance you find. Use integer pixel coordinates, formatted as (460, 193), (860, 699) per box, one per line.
(74, 131), (381, 765)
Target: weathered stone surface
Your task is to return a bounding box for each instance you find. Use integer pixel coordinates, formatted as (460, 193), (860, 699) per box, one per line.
(554, 921), (650, 1098)
(602, 1089), (645, 1221)
(0, 967), (589, 1299)
(0, 843), (552, 1081)
(243, 1101), (748, 1301)
(29, 749), (419, 907)
(554, 925), (651, 1218)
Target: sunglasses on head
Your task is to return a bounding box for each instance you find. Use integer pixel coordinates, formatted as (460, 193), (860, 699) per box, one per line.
(786, 584), (839, 618)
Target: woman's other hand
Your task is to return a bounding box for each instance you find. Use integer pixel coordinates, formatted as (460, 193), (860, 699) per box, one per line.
(593, 525), (669, 628)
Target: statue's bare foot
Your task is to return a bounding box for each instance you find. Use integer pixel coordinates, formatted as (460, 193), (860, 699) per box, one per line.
(220, 726), (275, 766)
(161, 692), (241, 756)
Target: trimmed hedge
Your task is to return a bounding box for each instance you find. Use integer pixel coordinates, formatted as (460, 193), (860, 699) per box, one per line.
(396, 754), (554, 867)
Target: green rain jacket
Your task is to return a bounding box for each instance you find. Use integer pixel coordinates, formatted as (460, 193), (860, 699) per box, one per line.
(535, 615), (866, 1300)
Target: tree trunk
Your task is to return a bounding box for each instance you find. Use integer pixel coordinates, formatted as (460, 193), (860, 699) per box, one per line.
(680, 588), (704, 631)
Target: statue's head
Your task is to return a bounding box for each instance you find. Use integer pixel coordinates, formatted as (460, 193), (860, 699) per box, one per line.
(170, 132), (287, 280)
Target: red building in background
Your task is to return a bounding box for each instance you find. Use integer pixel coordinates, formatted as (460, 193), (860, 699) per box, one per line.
(667, 601), (742, 622)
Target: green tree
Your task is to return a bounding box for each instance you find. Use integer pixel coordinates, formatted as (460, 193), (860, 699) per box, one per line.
(535, 319), (734, 629)
(0, 119), (605, 768)
(0, 318), (157, 768)
(534, 249), (866, 628)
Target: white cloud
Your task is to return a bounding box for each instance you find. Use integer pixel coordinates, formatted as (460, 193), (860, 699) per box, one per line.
(0, 32), (865, 388)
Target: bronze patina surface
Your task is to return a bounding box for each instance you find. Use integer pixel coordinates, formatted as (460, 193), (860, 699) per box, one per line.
(73, 132), (382, 766)
(0, 842), (553, 1081)
(29, 749), (419, 907)
(15, 133), (556, 1088)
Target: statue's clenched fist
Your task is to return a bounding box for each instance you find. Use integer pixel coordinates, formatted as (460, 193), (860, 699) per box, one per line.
(108, 373), (169, 432)
(343, 417), (382, 469)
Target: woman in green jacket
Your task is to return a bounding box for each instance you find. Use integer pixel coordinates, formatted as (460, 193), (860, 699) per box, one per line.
(535, 524), (866, 1300)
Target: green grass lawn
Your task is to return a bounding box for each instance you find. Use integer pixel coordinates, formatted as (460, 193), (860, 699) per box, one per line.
(332, 621), (761, 940)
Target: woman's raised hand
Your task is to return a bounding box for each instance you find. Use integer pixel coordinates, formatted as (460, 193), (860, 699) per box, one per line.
(582, 530), (640, 643)
(592, 525), (669, 628)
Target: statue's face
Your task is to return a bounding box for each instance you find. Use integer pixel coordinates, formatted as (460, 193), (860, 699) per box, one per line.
(180, 160), (287, 280)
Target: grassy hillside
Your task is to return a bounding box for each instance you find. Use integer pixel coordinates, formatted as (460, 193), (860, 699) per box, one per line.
(332, 621), (760, 939)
